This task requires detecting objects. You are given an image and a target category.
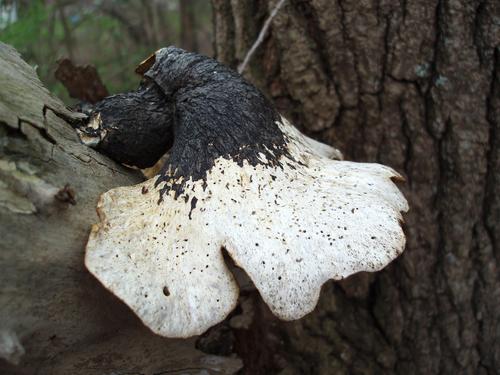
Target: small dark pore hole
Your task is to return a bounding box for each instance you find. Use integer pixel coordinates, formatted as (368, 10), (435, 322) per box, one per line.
(162, 286), (170, 296)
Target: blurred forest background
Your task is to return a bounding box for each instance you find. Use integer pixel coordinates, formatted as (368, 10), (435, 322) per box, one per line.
(0, 0), (213, 102)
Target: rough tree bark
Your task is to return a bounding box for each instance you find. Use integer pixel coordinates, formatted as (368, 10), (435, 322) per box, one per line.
(212, 1), (500, 374)
(0, 43), (242, 375)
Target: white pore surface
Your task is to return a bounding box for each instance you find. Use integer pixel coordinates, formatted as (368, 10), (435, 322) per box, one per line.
(85, 118), (408, 338)
(279, 118), (343, 160)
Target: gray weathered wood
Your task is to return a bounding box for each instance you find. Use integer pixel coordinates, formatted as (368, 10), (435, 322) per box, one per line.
(0, 42), (242, 375)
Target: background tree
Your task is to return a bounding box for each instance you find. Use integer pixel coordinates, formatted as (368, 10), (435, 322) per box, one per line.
(0, 0), (213, 100)
(212, 0), (500, 374)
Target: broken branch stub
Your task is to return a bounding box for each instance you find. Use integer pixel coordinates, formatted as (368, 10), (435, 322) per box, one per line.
(80, 47), (408, 338)
(55, 58), (109, 104)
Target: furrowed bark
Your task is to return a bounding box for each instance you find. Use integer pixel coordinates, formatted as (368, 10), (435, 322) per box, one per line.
(212, 1), (500, 374)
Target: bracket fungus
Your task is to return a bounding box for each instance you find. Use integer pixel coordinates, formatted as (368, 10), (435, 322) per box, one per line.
(78, 47), (408, 338)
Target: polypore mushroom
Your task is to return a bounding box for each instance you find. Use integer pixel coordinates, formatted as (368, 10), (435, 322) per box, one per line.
(79, 47), (408, 338)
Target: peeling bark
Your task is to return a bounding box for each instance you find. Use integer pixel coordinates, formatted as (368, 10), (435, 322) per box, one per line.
(212, 0), (500, 374)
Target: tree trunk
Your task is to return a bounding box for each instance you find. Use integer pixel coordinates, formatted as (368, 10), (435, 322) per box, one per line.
(180, 0), (199, 52)
(212, 1), (500, 374)
(0, 43), (242, 375)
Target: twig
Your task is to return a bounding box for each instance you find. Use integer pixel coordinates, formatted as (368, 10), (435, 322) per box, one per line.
(238, 0), (287, 74)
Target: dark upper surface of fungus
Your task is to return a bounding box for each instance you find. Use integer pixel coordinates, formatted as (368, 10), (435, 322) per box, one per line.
(147, 47), (294, 200)
(78, 81), (174, 168)
(79, 46), (292, 198)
